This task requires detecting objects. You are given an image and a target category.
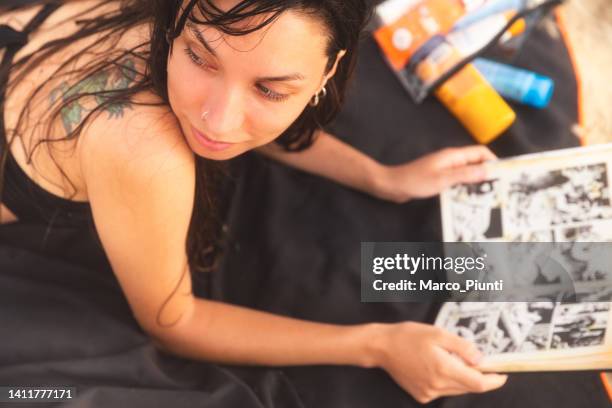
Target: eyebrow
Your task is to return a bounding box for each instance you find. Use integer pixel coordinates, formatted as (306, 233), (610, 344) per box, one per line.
(185, 22), (306, 83)
(186, 21), (218, 57)
(258, 73), (305, 82)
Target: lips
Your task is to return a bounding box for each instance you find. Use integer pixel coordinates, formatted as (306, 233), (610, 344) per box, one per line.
(191, 126), (234, 152)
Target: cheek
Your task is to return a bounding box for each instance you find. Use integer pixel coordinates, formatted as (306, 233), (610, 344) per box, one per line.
(246, 97), (311, 145)
(167, 51), (209, 112)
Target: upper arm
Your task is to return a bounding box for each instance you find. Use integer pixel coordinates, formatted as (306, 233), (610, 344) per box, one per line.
(80, 105), (196, 338)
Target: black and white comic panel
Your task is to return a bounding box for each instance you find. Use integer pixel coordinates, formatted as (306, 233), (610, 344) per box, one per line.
(550, 303), (610, 349)
(506, 163), (611, 232)
(447, 180), (504, 241)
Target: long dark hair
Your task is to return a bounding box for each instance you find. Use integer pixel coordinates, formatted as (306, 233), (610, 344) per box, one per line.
(0, 0), (370, 279)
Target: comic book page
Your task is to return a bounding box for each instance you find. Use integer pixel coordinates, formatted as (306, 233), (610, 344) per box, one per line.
(435, 301), (612, 371)
(437, 144), (612, 371)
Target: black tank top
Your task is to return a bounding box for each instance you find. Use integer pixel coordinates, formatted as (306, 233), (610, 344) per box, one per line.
(0, 4), (94, 228)
(0, 4), (112, 274)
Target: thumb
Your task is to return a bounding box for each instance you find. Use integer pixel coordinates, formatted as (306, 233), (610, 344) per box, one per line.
(441, 164), (488, 189)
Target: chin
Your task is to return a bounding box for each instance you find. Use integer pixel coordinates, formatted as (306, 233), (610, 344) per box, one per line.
(195, 150), (244, 161)
(179, 128), (245, 162)
(187, 139), (251, 161)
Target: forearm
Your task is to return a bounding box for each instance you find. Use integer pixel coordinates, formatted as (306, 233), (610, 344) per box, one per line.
(258, 131), (386, 198)
(153, 297), (384, 369)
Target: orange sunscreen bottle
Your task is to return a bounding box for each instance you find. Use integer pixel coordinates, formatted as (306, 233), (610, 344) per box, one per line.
(416, 41), (516, 144)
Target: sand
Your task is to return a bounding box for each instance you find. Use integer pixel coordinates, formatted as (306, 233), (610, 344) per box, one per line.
(559, 0), (612, 145)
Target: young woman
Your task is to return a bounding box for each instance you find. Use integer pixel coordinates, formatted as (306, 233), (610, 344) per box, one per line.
(0, 0), (506, 403)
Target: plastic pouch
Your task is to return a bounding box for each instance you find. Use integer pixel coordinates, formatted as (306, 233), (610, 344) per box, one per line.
(373, 0), (564, 103)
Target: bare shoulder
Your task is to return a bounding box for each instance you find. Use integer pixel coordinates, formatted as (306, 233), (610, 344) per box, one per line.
(79, 94), (196, 201)
(78, 94), (197, 334)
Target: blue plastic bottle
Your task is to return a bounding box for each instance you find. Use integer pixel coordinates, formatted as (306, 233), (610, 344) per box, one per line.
(473, 58), (555, 109)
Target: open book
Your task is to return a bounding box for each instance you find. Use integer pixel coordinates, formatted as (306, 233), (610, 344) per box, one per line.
(436, 144), (612, 372)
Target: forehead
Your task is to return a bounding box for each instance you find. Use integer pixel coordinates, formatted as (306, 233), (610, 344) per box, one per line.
(186, 4), (330, 73)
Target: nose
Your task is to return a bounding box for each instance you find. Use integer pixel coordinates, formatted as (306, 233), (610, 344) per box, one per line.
(202, 82), (245, 138)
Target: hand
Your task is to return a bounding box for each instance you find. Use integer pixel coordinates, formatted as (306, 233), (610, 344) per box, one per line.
(373, 322), (507, 404)
(374, 146), (497, 203)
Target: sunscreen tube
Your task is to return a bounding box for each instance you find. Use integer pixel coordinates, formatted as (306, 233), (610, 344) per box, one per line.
(474, 58), (555, 108)
(417, 42), (516, 143)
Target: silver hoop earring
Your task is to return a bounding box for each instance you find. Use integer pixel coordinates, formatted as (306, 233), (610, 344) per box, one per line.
(309, 86), (327, 107)
(201, 110), (210, 121)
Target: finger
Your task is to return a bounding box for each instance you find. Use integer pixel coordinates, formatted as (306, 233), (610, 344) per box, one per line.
(412, 386), (467, 405)
(440, 164), (488, 189)
(456, 145), (498, 165)
(433, 377), (503, 398)
(435, 385), (481, 398)
(441, 362), (507, 392)
(460, 145), (498, 164)
(443, 354), (508, 392)
(414, 386), (485, 406)
(444, 145), (497, 166)
(436, 329), (483, 365)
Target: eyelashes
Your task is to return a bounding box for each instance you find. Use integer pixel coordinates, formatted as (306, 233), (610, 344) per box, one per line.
(184, 46), (206, 67)
(183, 46), (289, 103)
(255, 84), (289, 102)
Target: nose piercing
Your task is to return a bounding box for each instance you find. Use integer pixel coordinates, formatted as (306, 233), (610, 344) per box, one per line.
(201, 110), (209, 121)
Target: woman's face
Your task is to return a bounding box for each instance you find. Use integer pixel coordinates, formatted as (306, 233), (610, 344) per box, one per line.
(167, 3), (341, 160)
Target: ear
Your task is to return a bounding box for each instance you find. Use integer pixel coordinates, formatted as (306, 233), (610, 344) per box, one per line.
(321, 49), (347, 88)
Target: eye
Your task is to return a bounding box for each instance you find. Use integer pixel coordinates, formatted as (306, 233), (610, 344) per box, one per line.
(256, 83), (289, 102)
(184, 47), (203, 66)
(184, 47), (216, 71)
